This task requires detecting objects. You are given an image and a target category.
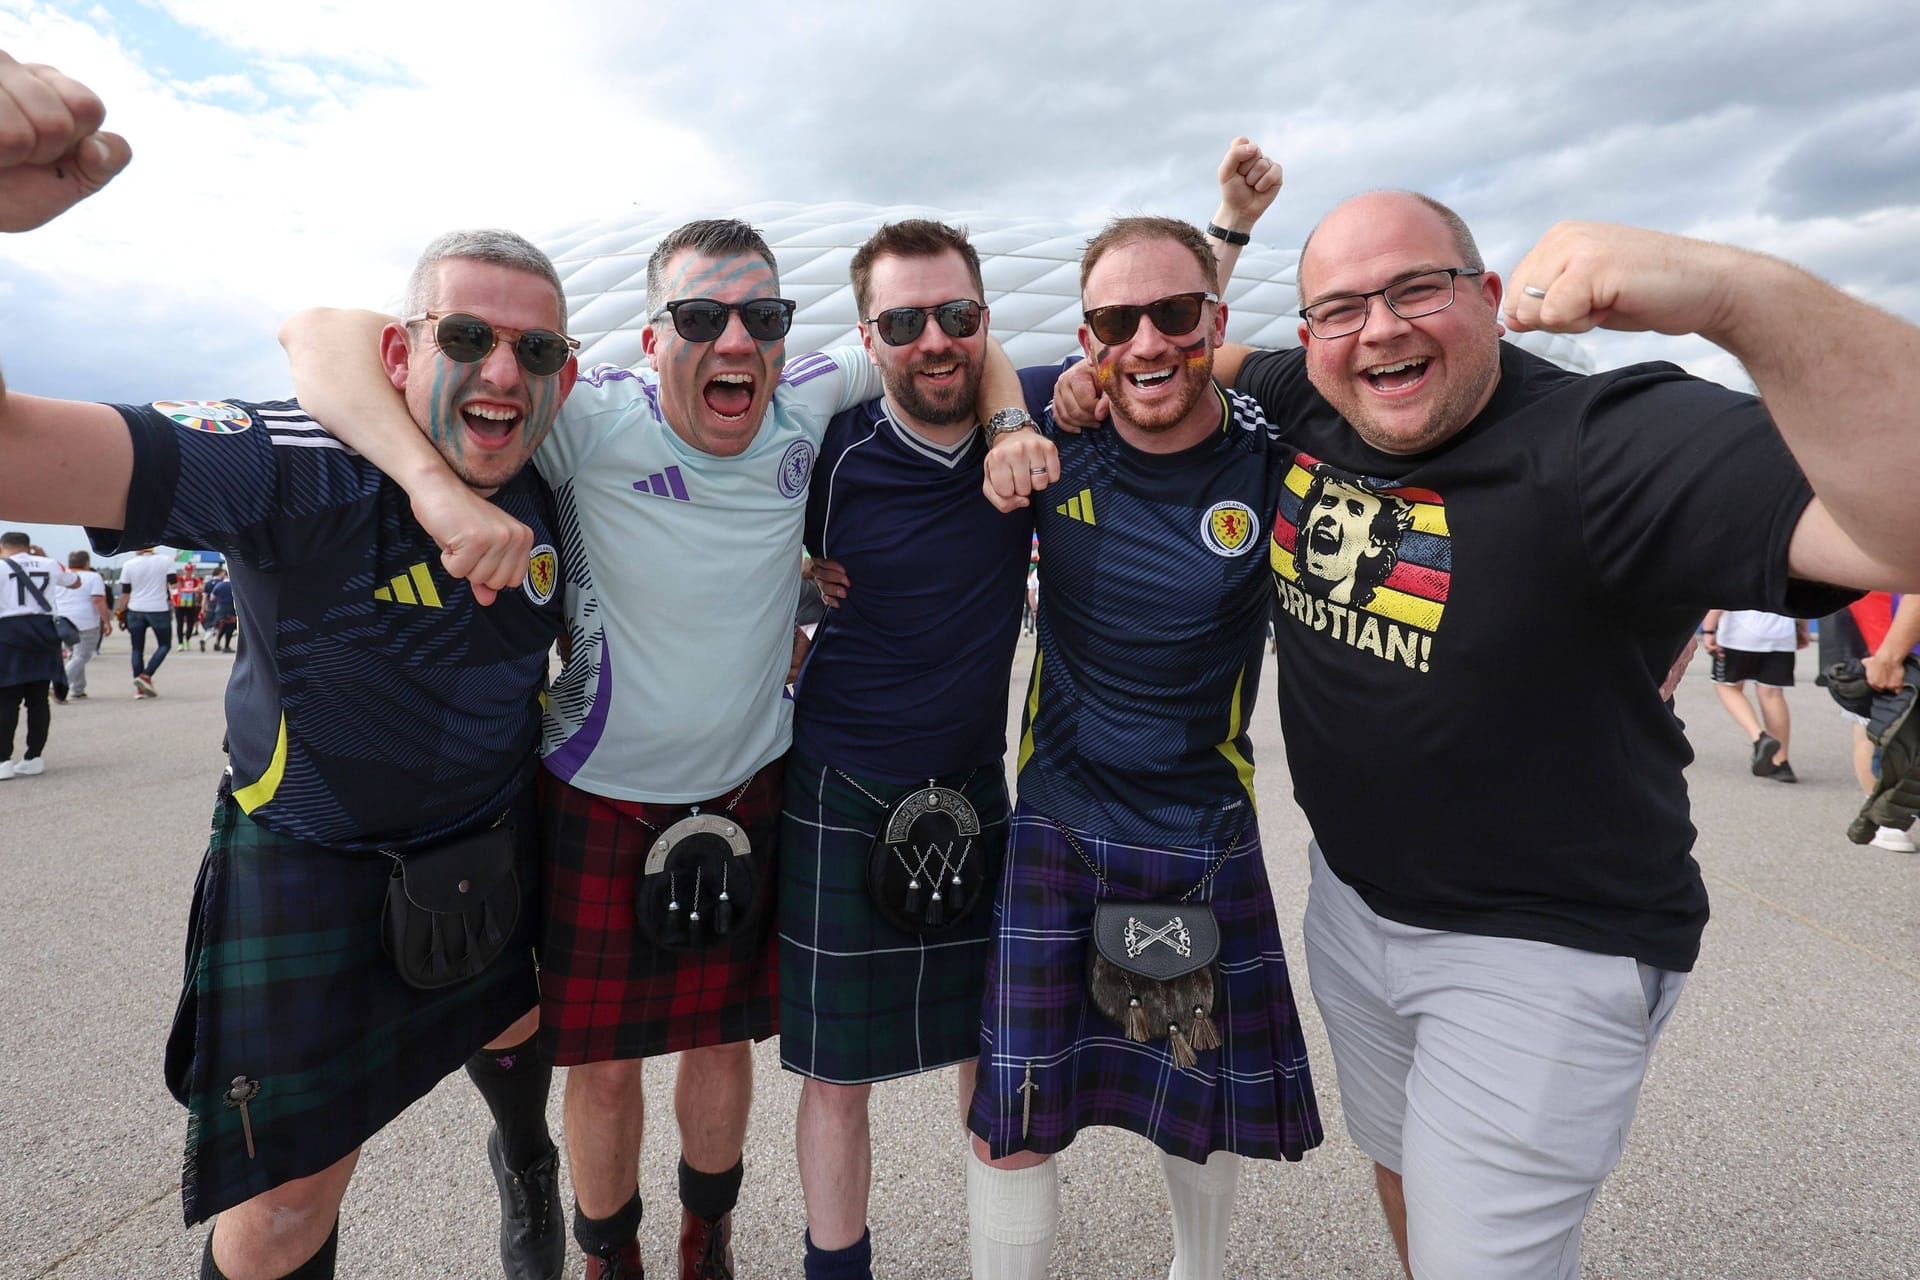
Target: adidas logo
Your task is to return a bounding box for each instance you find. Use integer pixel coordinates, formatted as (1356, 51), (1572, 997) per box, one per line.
(1056, 488), (1097, 525)
(373, 563), (444, 608)
(633, 467), (690, 501)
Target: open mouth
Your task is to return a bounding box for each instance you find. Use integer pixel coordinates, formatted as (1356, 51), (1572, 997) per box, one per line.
(1126, 368), (1176, 391)
(917, 360), (960, 386)
(703, 372), (755, 421)
(461, 403), (521, 447)
(1308, 520), (1345, 556)
(1365, 357), (1430, 393)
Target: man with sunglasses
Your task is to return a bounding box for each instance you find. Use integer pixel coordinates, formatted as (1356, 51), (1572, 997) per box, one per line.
(2, 56), (578, 1280)
(281, 216), (1033, 1280)
(1052, 181), (1920, 1277)
(774, 218), (1057, 1280)
(970, 212), (1322, 1280)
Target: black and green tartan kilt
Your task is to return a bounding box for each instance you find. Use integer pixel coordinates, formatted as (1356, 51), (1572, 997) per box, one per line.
(166, 791), (539, 1225)
(777, 748), (1007, 1084)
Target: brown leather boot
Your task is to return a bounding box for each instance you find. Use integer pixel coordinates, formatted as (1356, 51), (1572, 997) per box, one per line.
(584, 1239), (644, 1280)
(678, 1208), (734, 1280)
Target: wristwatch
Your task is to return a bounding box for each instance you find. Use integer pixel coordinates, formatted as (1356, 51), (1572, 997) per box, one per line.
(985, 407), (1038, 441)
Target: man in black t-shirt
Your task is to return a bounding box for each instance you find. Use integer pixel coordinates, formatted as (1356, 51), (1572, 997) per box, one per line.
(0, 55), (577, 1280)
(1052, 183), (1920, 1279)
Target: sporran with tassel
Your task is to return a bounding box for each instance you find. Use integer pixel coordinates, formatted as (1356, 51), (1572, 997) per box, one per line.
(1057, 822), (1234, 1069)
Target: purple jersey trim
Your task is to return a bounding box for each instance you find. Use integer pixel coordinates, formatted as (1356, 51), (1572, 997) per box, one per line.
(542, 631), (615, 782)
(782, 351), (839, 388)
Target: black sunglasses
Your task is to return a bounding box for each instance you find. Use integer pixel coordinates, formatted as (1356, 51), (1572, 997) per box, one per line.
(865, 299), (985, 347)
(406, 311), (580, 377)
(652, 297), (797, 343)
(1081, 291), (1218, 346)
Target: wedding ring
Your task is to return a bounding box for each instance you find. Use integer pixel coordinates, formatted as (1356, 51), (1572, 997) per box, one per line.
(1029, 466), (1048, 475)
(1521, 284), (1549, 299)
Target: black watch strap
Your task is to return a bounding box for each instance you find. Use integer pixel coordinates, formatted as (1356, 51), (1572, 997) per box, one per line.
(1206, 223), (1251, 246)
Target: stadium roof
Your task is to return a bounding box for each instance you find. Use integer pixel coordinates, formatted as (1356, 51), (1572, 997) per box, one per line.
(543, 201), (1593, 374)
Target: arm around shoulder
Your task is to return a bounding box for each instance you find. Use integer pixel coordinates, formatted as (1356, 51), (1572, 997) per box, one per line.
(0, 389), (132, 528)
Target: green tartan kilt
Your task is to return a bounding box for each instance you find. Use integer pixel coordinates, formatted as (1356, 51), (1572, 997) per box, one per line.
(777, 748), (1007, 1084)
(166, 791), (539, 1225)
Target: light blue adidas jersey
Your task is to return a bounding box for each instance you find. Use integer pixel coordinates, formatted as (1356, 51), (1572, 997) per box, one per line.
(534, 347), (881, 802)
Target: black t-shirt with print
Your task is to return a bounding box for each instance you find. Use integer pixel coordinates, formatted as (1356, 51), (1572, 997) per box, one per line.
(1238, 342), (1855, 970)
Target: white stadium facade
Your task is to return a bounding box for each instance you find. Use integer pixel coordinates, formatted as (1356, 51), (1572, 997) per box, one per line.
(542, 201), (1594, 374)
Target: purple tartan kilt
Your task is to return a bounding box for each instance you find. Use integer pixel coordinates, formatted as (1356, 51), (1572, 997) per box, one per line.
(966, 805), (1324, 1163)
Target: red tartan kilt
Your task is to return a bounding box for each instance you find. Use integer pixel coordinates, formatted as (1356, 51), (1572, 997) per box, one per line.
(536, 759), (783, 1065)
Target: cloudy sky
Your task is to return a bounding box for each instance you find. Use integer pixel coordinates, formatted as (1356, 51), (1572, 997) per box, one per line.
(4, 0), (1917, 557)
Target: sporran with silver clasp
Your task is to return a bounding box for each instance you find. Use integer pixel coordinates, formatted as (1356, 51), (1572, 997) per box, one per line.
(841, 769), (997, 934)
(632, 775), (765, 953)
(1056, 820), (1234, 1069)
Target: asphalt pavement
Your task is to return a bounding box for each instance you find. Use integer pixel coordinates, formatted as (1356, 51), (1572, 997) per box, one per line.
(1, 636), (1913, 1278)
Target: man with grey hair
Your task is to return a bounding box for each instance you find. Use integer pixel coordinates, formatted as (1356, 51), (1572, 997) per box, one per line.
(281, 212), (1037, 1278)
(1, 53), (578, 1280)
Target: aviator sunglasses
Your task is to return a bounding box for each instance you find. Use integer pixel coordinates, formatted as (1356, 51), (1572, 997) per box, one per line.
(865, 299), (985, 347)
(1081, 291), (1218, 346)
(652, 297), (798, 343)
(407, 311), (580, 377)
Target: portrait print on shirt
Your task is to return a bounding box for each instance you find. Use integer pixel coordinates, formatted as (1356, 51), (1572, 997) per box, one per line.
(1270, 456), (1447, 673)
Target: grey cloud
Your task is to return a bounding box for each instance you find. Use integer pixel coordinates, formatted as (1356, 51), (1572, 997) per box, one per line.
(1765, 95), (1920, 219)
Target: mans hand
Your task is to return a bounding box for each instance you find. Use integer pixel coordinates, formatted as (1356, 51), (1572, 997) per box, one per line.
(1865, 650), (1905, 693)
(0, 52), (131, 232)
(1701, 631), (1722, 655)
(788, 626), (810, 684)
(1050, 360), (1105, 433)
(1217, 136), (1281, 229)
(1660, 634), (1699, 701)
(983, 429), (1060, 514)
(812, 558), (849, 608)
(408, 477), (535, 605)
(1502, 221), (1749, 338)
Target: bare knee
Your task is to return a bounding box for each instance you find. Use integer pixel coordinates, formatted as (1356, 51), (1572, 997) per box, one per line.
(485, 1005), (539, 1051)
(970, 1133), (1051, 1170)
(801, 1077), (872, 1119)
(569, 1056), (645, 1108)
(213, 1150), (357, 1279)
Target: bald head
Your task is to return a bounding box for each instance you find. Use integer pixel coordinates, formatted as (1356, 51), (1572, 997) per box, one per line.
(1298, 191), (1484, 308)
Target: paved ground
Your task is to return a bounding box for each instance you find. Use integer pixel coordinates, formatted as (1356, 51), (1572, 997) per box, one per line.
(2, 635), (1914, 1278)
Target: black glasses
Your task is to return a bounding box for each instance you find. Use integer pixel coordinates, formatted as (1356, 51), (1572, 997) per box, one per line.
(406, 312), (580, 377)
(1298, 268), (1482, 339)
(1081, 292), (1217, 345)
(652, 297), (797, 343)
(865, 299), (985, 347)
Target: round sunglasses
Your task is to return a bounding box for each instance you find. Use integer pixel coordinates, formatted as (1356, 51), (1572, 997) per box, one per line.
(864, 299), (985, 347)
(407, 311), (580, 377)
(652, 297), (798, 344)
(1081, 292), (1218, 346)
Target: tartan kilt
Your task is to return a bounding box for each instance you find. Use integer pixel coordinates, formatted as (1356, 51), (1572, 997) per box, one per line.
(167, 790), (540, 1225)
(966, 805), (1324, 1164)
(538, 761), (783, 1064)
(778, 748), (1007, 1083)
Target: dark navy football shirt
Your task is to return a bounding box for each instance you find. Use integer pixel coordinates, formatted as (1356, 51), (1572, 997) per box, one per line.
(92, 397), (564, 851)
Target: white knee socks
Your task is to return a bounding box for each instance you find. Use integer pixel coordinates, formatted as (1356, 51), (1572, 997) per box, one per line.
(966, 1156), (1058, 1279)
(1160, 1149), (1241, 1280)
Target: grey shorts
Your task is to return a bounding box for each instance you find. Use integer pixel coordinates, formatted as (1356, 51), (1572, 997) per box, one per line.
(1302, 842), (1685, 1280)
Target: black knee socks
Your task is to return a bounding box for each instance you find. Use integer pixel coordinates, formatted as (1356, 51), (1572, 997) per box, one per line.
(573, 1192), (644, 1260)
(464, 1032), (554, 1171)
(201, 1220), (338, 1279)
(678, 1156), (744, 1221)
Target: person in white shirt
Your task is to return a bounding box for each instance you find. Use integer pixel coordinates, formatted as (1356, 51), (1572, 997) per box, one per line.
(1702, 609), (1809, 783)
(1, 529), (80, 776)
(49, 548), (111, 699)
(116, 545), (175, 697)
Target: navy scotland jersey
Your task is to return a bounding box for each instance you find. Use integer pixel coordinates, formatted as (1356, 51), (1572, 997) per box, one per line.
(794, 377), (1049, 783)
(92, 398), (565, 851)
(1017, 385), (1288, 847)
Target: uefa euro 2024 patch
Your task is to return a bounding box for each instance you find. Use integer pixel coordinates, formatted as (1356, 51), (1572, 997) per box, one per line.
(152, 400), (253, 435)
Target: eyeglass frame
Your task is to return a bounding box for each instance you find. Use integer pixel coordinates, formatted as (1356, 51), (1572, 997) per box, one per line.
(649, 296), (798, 343)
(1297, 267), (1484, 340)
(1080, 291), (1220, 346)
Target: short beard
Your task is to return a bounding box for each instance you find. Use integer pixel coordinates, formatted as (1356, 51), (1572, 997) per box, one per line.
(1107, 360), (1211, 434)
(884, 362), (982, 428)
